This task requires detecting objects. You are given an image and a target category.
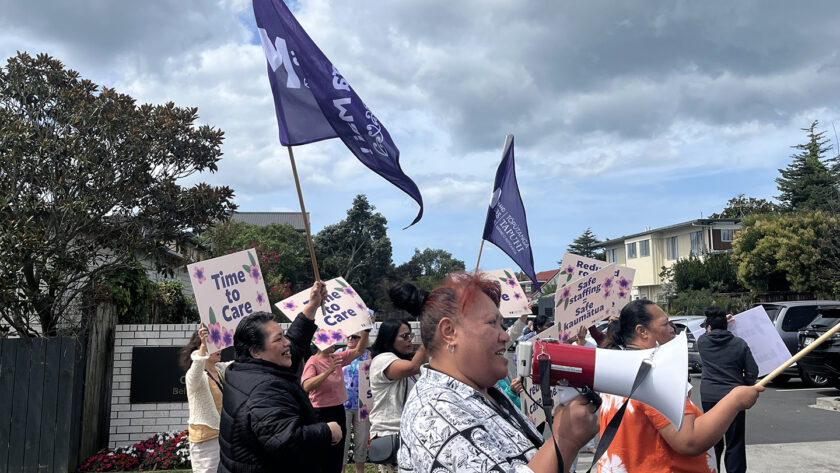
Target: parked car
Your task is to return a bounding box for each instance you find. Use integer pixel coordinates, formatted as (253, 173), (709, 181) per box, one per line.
(755, 300), (840, 387)
(670, 316), (705, 373)
(797, 308), (840, 390)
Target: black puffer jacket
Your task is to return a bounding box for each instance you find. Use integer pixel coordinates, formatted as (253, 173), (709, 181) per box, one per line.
(218, 314), (330, 473)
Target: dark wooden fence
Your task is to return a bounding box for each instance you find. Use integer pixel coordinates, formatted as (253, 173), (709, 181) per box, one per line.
(0, 304), (117, 473)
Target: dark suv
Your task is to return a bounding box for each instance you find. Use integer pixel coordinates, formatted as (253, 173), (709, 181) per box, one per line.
(797, 308), (840, 390)
(756, 300), (840, 387)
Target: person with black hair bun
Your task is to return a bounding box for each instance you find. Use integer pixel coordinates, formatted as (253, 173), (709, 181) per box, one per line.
(596, 300), (763, 472)
(395, 272), (599, 473)
(368, 288), (428, 473)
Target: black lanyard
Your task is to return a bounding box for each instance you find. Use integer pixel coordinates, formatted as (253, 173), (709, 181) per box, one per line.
(206, 368), (224, 392)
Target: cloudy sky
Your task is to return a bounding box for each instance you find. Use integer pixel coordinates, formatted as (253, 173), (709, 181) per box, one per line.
(4, 0), (840, 275)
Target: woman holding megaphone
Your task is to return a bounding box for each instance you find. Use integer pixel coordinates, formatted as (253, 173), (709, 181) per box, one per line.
(394, 272), (599, 473)
(597, 300), (763, 473)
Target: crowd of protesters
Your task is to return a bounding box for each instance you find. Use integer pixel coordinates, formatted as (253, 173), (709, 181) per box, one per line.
(178, 272), (764, 473)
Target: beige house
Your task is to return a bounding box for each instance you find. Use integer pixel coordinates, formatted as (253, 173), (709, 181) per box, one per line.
(598, 219), (741, 302)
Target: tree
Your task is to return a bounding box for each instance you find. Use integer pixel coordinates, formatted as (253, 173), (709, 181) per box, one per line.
(393, 248), (466, 291)
(709, 194), (780, 218)
(564, 228), (605, 261)
(775, 121), (840, 213)
(202, 220), (311, 305)
(660, 253), (745, 293)
(732, 211), (840, 295)
(0, 53), (235, 336)
(315, 195), (393, 309)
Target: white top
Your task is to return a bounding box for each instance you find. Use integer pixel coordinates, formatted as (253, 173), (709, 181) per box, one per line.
(399, 366), (541, 473)
(368, 352), (415, 438)
(185, 351), (232, 429)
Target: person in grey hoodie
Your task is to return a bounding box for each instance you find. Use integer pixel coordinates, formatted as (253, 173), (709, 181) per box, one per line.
(698, 306), (759, 473)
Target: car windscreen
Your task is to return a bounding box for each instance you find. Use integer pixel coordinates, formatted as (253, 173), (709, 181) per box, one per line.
(762, 305), (782, 322)
(810, 309), (840, 329)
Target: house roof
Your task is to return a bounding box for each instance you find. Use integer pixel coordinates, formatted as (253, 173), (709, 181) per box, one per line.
(527, 269), (561, 298)
(231, 212), (308, 231)
(598, 218), (741, 248)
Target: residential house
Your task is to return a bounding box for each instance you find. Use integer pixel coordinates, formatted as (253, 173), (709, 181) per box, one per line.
(231, 211), (308, 231)
(525, 269), (562, 304)
(598, 219), (741, 302)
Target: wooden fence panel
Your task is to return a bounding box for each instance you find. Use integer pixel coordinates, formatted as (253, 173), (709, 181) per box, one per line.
(52, 338), (79, 473)
(23, 339), (46, 473)
(37, 340), (62, 473)
(7, 339), (33, 473)
(0, 340), (18, 470)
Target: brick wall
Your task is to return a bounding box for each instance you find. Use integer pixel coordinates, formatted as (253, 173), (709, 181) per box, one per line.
(108, 324), (194, 449)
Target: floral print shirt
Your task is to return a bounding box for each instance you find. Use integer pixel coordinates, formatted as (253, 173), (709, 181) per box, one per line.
(399, 366), (543, 473)
(339, 348), (370, 410)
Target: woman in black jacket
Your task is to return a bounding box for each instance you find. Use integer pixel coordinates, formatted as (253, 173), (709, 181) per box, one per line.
(218, 281), (341, 473)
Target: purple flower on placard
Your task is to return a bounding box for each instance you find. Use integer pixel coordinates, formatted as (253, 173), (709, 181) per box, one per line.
(222, 327), (233, 347)
(208, 323), (223, 347)
(603, 276), (614, 290)
(282, 300), (298, 312)
(618, 277), (631, 290)
(502, 277), (515, 288)
(558, 331), (571, 343)
(565, 265), (574, 275)
(618, 289), (628, 299)
(363, 363), (370, 376)
(315, 330), (331, 345)
(193, 267), (206, 284)
(359, 405), (369, 421)
(356, 302), (366, 311)
(255, 291), (266, 306)
(561, 287), (571, 300)
(604, 288), (612, 299)
(249, 264), (262, 283)
(513, 292), (522, 300)
(342, 287), (356, 297)
(331, 329), (345, 343)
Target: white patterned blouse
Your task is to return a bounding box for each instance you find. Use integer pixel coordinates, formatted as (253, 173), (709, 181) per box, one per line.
(399, 365), (543, 473)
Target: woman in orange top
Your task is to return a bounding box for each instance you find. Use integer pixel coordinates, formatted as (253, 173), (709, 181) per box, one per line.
(596, 300), (763, 473)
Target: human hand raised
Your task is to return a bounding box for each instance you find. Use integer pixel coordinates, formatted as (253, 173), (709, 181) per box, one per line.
(728, 385), (763, 411)
(551, 395), (599, 452)
(327, 354), (343, 373)
(303, 281), (328, 319)
(510, 377), (524, 395)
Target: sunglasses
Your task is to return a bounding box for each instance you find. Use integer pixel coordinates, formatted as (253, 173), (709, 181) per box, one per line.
(347, 335), (361, 340)
(398, 332), (413, 341)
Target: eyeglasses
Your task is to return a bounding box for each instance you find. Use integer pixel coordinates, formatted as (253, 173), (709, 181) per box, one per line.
(347, 335), (361, 340)
(398, 332), (413, 341)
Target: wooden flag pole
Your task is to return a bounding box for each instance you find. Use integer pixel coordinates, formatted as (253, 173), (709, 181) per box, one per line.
(287, 146), (321, 282)
(474, 239), (485, 274)
(756, 320), (840, 387)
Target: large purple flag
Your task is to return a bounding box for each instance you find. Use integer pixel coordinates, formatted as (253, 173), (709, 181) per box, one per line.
(252, 0), (423, 227)
(482, 135), (540, 291)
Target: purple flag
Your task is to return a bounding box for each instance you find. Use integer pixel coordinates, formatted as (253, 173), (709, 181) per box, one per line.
(482, 134), (540, 291)
(253, 0), (423, 227)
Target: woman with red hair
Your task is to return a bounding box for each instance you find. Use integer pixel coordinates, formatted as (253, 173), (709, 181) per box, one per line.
(394, 272), (598, 473)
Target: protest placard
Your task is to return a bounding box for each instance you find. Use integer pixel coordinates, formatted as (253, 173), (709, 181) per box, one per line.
(357, 359), (373, 422)
(540, 264), (636, 342)
(729, 306), (792, 376)
(520, 377), (564, 429)
(188, 249), (270, 354)
(556, 252), (609, 287)
(483, 269), (533, 318)
(276, 277), (374, 350)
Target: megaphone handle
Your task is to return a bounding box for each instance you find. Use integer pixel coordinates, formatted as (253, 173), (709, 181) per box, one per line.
(579, 386), (602, 410)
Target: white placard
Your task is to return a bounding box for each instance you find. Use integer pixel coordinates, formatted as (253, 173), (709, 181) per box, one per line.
(357, 359), (373, 422)
(483, 269), (533, 318)
(188, 249), (270, 354)
(557, 252), (609, 287)
(275, 277), (373, 350)
(541, 264), (636, 342)
(728, 306), (792, 376)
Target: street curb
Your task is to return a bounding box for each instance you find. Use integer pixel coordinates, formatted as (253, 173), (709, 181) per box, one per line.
(810, 396), (840, 412)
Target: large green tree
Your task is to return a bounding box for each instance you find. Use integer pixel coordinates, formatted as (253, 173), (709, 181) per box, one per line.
(732, 211), (840, 295)
(563, 228), (605, 261)
(660, 252), (745, 293)
(775, 121), (840, 213)
(315, 195), (392, 308)
(709, 194), (780, 218)
(393, 248), (466, 291)
(0, 53), (235, 336)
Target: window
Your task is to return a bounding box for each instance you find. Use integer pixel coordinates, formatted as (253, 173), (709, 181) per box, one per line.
(690, 231), (704, 256)
(666, 236), (678, 260)
(606, 248), (617, 263)
(720, 229), (734, 242)
(639, 239), (650, 257)
(626, 242), (637, 259)
(781, 306), (818, 332)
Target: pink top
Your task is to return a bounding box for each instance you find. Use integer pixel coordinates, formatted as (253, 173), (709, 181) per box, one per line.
(301, 350), (357, 408)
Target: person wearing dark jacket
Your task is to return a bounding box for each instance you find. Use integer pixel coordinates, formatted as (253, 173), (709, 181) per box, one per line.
(218, 281), (342, 473)
(698, 306), (759, 473)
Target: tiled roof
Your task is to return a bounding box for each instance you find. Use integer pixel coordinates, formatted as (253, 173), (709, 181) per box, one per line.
(231, 212), (308, 231)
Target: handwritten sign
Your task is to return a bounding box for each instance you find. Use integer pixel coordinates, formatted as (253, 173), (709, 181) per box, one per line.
(728, 306), (792, 376)
(188, 249), (270, 354)
(483, 269), (532, 318)
(541, 264), (636, 342)
(276, 277), (373, 350)
(557, 253), (608, 287)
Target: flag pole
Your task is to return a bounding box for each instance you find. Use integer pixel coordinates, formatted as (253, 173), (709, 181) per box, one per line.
(474, 239), (485, 273)
(756, 320), (840, 387)
(287, 146), (321, 281)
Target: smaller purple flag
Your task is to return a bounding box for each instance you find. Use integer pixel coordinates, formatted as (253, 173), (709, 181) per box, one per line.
(482, 134), (540, 291)
(253, 0), (423, 227)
